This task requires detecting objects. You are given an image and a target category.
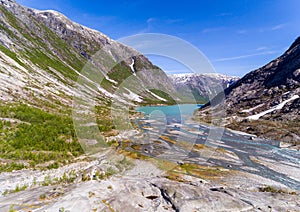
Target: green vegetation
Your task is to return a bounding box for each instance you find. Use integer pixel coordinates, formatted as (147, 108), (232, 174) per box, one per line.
(105, 167), (117, 177)
(0, 104), (83, 172)
(3, 184), (28, 196)
(59, 207), (67, 212)
(0, 6), (86, 82)
(13, 184), (28, 193)
(42, 175), (52, 186)
(133, 56), (152, 70)
(147, 89), (176, 105)
(172, 85), (208, 104)
(36, 170), (77, 187)
(0, 6), (25, 33)
(0, 19), (17, 39)
(0, 44), (25, 67)
(108, 62), (133, 84)
(0, 162), (26, 173)
(39, 23), (86, 71)
(95, 105), (115, 132)
(259, 185), (297, 195)
(164, 163), (232, 181)
(9, 205), (16, 212)
(24, 49), (78, 82)
(39, 193), (47, 200)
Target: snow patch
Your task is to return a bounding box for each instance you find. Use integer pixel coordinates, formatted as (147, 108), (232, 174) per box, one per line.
(170, 73), (239, 85)
(41, 10), (64, 17)
(129, 58), (136, 76)
(66, 24), (74, 30)
(97, 86), (114, 98)
(123, 88), (143, 102)
(39, 14), (48, 19)
(247, 95), (299, 120)
(105, 76), (118, 85)
(97, 86), (133, 105)
(146, 89), (167, 102)
(241, 103), (265, 113)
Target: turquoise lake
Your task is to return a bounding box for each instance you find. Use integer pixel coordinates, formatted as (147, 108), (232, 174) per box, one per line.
(135, 104), (202, 123)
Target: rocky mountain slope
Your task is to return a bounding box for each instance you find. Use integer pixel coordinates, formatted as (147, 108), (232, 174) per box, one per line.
(0, 0), (180, 171)
(196, 37), (300, 145)
(169, 73), (239, 103)
(0, 0), (178, 109)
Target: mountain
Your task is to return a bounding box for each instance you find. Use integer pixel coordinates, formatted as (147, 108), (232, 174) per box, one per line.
(0, 0), (181, 169)
(196, 37), (300, 145)
(1, 2), (300, 210)
(169, 73), (239, 103)
(0, 0), (178, 109)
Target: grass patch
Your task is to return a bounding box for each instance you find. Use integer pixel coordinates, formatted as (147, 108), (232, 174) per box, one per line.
(107, 62), (133, 84)
(0, 44), (25, 67)
(117, 148), (150, 160)
(141, 89), (177, 105)
(167, 163), (230, 180)
(3, 184), (28, 196)
(13, 184), (28, 193)
(0, 6), (85, 82)
(259, 185), (297, 195)
(0, 104), (83, 172)
(39, 193), (47, 200)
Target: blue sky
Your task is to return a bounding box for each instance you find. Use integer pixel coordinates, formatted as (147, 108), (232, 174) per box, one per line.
(16, 0), (300, 77)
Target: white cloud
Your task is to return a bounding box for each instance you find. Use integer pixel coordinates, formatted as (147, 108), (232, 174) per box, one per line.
(256, 46), (268, 51)
(202, 27), (225, 33)
(259, 23), (289, 32)
(217, 13), (232, 17)
(164, 69), (192, 75)
(140, 18), (182, 33)
(147, 17), (156, 24)
(271, 23), (287, 30)
(213, 51), (279, 62)
(237, 29), (247, 34)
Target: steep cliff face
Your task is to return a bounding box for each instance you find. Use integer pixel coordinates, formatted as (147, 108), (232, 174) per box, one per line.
(0, 0), (178, 109)
(169, 73), (239, 103)
(196, 37), (300, 144)
(224, 37), (300, 117)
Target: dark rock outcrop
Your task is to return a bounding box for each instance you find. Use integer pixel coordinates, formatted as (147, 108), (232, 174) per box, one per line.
(196, 37), (300, 144)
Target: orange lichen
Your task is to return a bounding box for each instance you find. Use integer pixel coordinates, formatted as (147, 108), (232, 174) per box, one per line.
(159, 135), (177, 144)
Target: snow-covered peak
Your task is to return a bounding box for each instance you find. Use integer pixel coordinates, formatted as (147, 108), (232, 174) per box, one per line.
(39, 10), (64, 17)
(169, 73), (239, 85)
(168, 72), (240, 101)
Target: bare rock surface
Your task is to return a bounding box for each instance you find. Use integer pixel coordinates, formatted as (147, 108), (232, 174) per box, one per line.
(0, 159), (299, 212)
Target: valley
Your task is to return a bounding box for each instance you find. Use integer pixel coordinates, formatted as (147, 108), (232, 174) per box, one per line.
(0, 0), (299, 211)
(0, 104), (299, 211)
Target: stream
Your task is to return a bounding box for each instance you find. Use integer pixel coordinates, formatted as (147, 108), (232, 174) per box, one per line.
(129, 104), (300, 190)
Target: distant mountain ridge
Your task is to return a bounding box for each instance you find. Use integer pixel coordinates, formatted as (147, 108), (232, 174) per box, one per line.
(196, 37), (300, 145)
(169, 73), (239, 103)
